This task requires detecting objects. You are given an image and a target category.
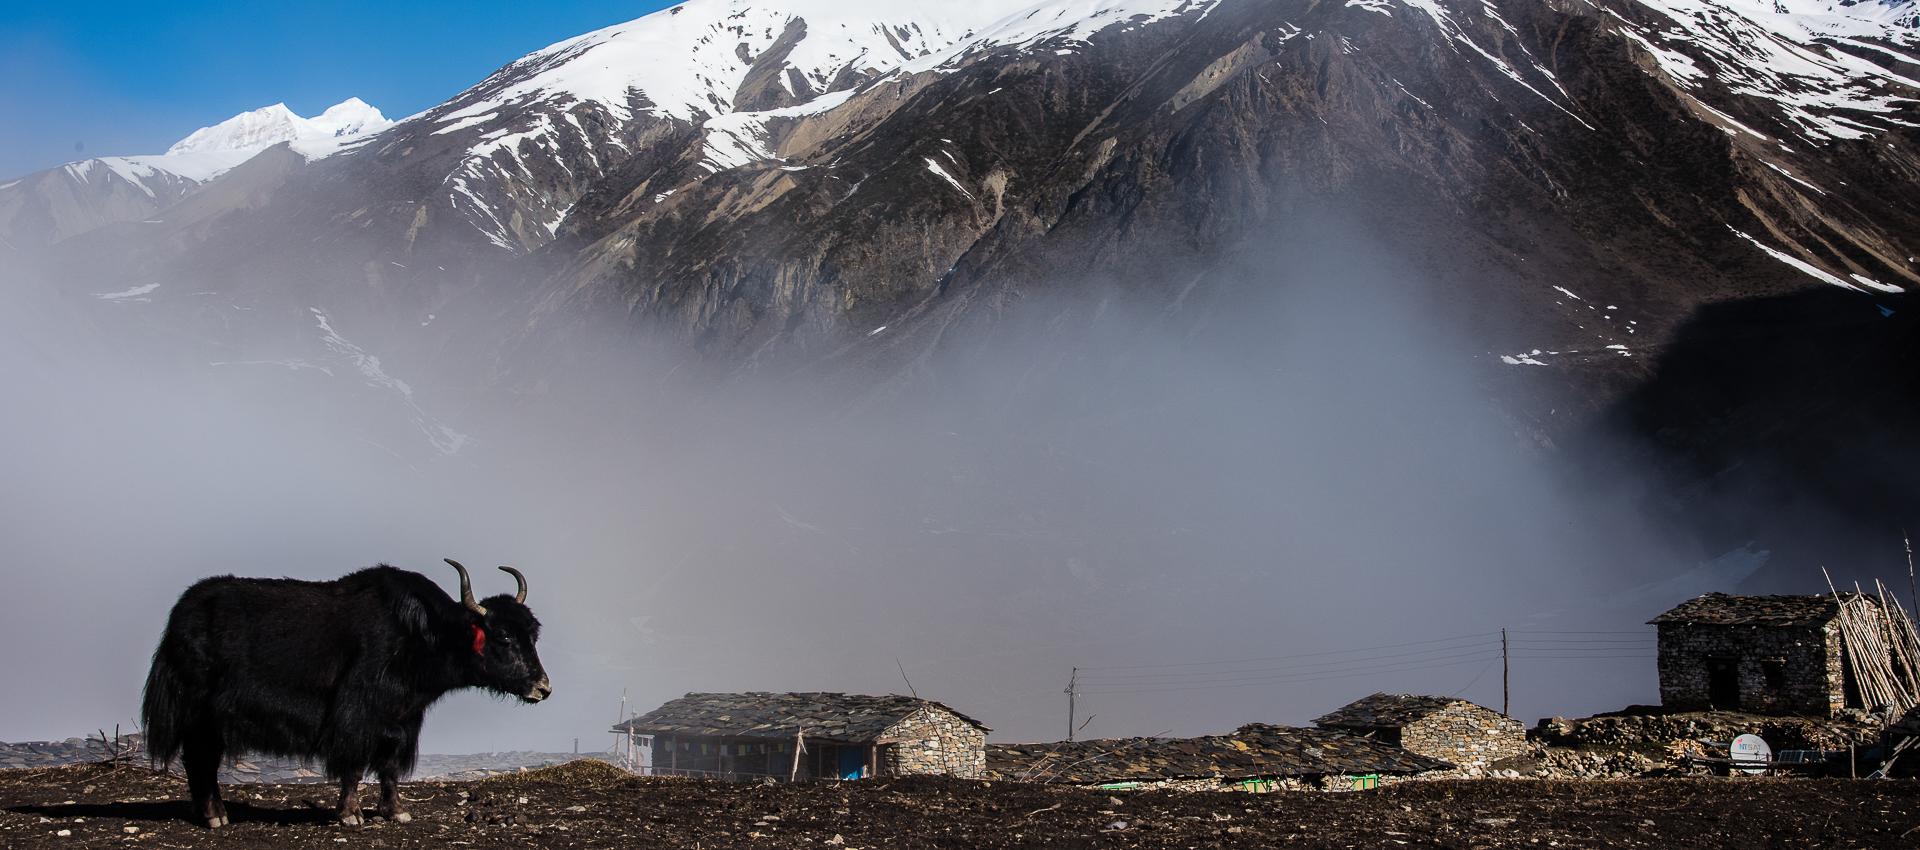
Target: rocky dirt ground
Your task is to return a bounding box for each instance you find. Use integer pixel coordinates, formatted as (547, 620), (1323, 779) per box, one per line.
(4, 761), (1920, 849)
(0, 735), (606, 783)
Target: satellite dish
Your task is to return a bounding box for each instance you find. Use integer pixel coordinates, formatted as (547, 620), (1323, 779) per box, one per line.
(1730, 734), (1770, 775)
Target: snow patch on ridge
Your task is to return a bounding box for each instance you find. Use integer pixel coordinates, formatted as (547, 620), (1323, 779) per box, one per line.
(924, 156), (975, 199)
(309, 308), (469, 455)
(698, 88), (857, 171)
(95, 283), (161, 302)
(1396, 0), (1595, 128)
(938, 0), (1222, 58)
(1731, 226), (1907, 293)
(1611, 0), (1920, 141)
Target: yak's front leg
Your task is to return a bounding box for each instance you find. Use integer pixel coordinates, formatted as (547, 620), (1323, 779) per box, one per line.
(374, 713), (423, 824)
(334, 769), (366, 826)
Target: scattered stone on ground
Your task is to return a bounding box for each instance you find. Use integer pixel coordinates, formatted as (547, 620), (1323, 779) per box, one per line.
(0, 734), (610, 783)
(2, 760), (1918, 849)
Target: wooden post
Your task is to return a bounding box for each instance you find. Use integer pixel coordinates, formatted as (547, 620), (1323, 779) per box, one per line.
(1502, 628), (1510, 717)
(789, 729), (805, 783)
(1066, 667), (1079, 742)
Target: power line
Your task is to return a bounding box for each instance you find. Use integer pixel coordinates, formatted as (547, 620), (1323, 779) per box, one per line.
(1453, 658), (1498, 697)
(1506, 646), (1655, 653)
(1506, 637), (1654, 645)
(1067, 627), (1656, 698)
(1507, 629), (1652, 635)
(1073, 639), (1505, 682)
(1075, 647), (1506, 688)
(1075, 634), (1643, 686)
(1077, 651), (1505, 691)
(1076, 656), (1502, 695)
(1074, 631), (1501, 672)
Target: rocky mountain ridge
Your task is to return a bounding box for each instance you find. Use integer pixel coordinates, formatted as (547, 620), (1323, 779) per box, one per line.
(3, 0), (1916, 570)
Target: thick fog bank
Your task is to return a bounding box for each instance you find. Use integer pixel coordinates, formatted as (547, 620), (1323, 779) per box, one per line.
(0, 221), (1798, 754)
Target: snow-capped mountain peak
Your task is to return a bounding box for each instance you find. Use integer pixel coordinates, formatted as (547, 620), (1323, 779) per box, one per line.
(309, 97), (390, 138)
(167, 99), (394, 155)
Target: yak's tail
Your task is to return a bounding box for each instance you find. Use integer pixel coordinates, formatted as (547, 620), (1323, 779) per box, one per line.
(139, 630), (193, 768)
(140, 646), (183, 767)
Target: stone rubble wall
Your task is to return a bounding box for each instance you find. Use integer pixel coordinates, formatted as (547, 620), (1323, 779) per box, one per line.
(1399, 705), (1527, 774)
(878, 708), (986, 779)
(1532, 709), (1883, 750)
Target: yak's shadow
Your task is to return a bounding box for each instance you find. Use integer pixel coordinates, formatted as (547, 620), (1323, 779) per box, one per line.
(9, 799), (341, 827)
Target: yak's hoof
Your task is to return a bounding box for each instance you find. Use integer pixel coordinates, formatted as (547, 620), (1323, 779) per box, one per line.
(390, 811), (412, 824)
(205, 815), (229, 829)
(338, 812), (364, 827)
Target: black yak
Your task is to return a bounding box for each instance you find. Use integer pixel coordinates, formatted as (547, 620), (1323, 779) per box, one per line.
(141, 559), (550, 827)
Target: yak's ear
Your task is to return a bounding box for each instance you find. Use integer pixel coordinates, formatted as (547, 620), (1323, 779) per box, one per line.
(394, 594), (433, 638)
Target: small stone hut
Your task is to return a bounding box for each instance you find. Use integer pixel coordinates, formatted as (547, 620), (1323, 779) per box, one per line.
(1313, 694), (1527, 772)
(1649, 592), (1882, 716)
(612, 692), (989, 780)
(986, 724), (1447, 792)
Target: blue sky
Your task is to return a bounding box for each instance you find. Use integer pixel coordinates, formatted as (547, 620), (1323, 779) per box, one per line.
(0, 1), (679, 179)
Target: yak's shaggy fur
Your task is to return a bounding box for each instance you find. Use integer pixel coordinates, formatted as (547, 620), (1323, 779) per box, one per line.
(142, 564), (548, 827)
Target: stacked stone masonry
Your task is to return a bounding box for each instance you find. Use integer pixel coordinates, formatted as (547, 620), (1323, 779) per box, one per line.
(1649, 594), (1882, 717)
(1398, 705), (1528, 771)
(878, 707), (987, 778)
(1313, 694), (1526, 775)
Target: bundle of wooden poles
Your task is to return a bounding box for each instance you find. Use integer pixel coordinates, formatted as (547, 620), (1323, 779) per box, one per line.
(1824, 566), (1920, 717)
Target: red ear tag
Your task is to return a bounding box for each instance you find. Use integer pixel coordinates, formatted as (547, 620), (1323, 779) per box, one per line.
(471, 625), (487, 655)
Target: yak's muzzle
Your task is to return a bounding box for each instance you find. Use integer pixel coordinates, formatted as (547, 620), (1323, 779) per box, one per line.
(524, 677), (552, 703)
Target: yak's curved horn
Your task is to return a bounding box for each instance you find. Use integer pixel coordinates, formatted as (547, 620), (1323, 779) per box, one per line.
(498, 566), (528, 604)
(445, 558), (487, 615)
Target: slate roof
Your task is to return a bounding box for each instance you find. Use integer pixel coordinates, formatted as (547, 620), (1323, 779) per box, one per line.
(985, 725), (1448, 784)
(1313, 693), (1495, 730)
(1647, 592), (1869, 627)
(612, 692), (989, 743)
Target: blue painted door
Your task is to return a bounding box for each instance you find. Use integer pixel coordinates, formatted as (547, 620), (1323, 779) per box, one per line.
(838, 747), (866, 780)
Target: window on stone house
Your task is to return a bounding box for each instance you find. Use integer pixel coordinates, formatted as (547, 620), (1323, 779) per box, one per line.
(1762, 658), (1786, 693)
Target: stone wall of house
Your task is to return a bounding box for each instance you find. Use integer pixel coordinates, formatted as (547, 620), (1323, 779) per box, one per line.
(877, 708), (987, 778)
(1654, 615), (1859, 716)
(1399, 704), (1527, 772)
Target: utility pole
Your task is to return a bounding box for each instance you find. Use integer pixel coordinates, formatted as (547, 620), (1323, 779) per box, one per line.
(1065, 667), (1079, 742)
(1501, 628), (1510, 717)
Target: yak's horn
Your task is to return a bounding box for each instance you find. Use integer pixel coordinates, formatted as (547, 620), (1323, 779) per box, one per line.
(445, 558), (487, 615)
(498, 566), (528, 604)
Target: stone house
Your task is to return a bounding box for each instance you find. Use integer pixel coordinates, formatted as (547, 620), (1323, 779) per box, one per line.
(1313, 694), (1527, 772)
(612, 692), (989, 780)
(1649, 592), (1882, 716)
(986, 724), (1447, 792)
